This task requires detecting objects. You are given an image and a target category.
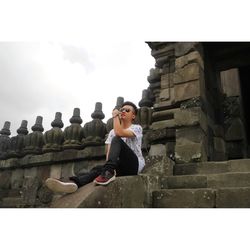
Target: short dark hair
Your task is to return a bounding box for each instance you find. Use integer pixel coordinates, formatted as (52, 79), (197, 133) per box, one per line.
(121, 101), (138, 115)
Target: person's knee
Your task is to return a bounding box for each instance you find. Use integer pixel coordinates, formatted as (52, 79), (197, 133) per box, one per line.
(112, 136), (123, 144)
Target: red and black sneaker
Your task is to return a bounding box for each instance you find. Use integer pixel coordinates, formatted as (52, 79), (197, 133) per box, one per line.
(94, 169), (116, 186)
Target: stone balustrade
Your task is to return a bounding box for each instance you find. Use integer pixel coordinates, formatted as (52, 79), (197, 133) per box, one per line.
(0, 96), (153, 161)
(0, 95), (153, 208)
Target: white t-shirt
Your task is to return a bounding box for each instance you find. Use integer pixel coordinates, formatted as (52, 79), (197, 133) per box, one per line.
(105, 124), (145, 173)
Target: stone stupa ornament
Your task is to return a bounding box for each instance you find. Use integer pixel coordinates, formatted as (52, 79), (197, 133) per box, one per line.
(106, 96), (124, 134)
(82, 102), (107, 147)
(24, 116), (45, 154)
(0, 121), (11, 159)
(9, 120), (29, 157)
(43, 112), (64, 152)
(63, 108), (83, 149)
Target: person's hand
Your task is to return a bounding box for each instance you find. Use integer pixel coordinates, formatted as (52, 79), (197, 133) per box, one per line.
(112, 109), (120, 118)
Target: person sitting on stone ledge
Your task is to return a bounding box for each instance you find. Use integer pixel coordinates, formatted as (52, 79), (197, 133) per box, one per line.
(45, 101), (145, 193)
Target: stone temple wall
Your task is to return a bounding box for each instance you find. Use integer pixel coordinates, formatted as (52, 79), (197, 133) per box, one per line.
(0, 93), (154, 207)
(145, 42), (208, 163)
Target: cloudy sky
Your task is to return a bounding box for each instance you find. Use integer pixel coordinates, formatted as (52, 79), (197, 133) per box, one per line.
(0, 41), (155, 135)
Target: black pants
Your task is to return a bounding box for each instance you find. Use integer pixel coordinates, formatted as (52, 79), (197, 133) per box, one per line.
(70, 136), (139, 187)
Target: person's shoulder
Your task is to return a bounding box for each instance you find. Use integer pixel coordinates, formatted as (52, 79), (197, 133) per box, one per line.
(130, 124), (143, 132)
(131, 124), (142, 129)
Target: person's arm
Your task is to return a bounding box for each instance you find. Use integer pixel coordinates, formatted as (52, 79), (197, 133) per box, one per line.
(112, 109), (135, 138)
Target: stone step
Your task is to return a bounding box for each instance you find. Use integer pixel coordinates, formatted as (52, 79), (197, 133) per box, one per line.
(174, 159), (250, 175)
(153, 188), (215, 208)
(161, 172), (250, 189)
(152, 187), (250, 208)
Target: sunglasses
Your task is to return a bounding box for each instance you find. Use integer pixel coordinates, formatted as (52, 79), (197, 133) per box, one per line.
(120, 108), (133, 113)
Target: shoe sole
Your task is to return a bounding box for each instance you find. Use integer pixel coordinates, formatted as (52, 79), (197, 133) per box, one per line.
(45, 178), (78, 193)
(93, 175), (116, 186)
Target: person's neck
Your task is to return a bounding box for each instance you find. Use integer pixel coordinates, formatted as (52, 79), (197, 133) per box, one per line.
(121, 120), (132, 129)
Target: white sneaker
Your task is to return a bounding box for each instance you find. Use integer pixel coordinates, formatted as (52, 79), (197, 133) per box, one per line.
(45, 178), (78, 194)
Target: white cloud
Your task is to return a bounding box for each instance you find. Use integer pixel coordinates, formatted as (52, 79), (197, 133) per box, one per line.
(0, 41), (154, 136)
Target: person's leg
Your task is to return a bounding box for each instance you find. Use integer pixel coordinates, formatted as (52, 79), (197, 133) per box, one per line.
(45, 165), (104, 193)
(45, 177), (78, 194)
(69, 165), (103, 187)
(105, 136), (138, 175)
(94, 136), (139, 185)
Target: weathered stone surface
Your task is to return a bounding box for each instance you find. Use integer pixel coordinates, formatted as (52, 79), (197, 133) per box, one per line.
(161, 175), (207, 189)
(176, 126), (205, 146)
(61, 162), (75, 178)
(77, 146), (106, 159)
(174, 163), (198, 175)
(173, 63), (200, 85)
(150, 119), (176, 130)
(159, 88), (170, 102)
(175, 142), (207, 163)
(174, 80), (200, 102)
(175, 107), (207, 132)
(20, 153), (53, 167)
(9, 120), (28, 157)
(24, 167), (38, 178)
(37, 185), (53, 204)
(140, 174), (161, 207)
(160, 87), (175, 103)
(1, 197), (25, 208)
(37, 165), (51, 182)
(50, 164), (62, 179)
(149, 144), (166, 156)
(139, 89), (154, 108)
(24, 116), (45, 154)
(147, 67), (162, 84)
(11, 168), (24, 189)
(152, 189), (215, 208)
(43, 112), (64, 152)
(226, 141), (244, 159)
(142, 155), (174, 176)
(0, 158), (19, 169)
(161, 73), (174, 89)
(63, 108), (83, 149)
(22, 177), (40, 206)
(229, 159), (250, 172)
(146, 128), (175, 144)
(51, 176), (148, 208)
(175, 51), (204, 69)
(153, 99), (175, 110)
(213, 137), (226, 154)
(137, 107), (153, 130)
(175, 160), (242, 176)
(74, 160), (106, 175)
(106, 97), (124, 133)
(174, 42), (201, 57)
(213, 125), (224, 137)
(225, 118), (244, 141)
(0, 170), (11, 189)
(216, 187), (250, 208)
(152, 108), (177, 122)
(220, 68), (241, 97)
(207, 173), (250, 188)
(82, 102), (107, 147)
(0, 121), (11, 159)
(150, 44), (175, 68)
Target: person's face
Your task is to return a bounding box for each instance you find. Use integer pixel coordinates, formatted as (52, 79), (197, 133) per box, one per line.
(119, 105), (136, 121)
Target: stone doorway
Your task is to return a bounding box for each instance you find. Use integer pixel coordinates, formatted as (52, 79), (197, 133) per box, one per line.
(203, 42), (250, 160)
